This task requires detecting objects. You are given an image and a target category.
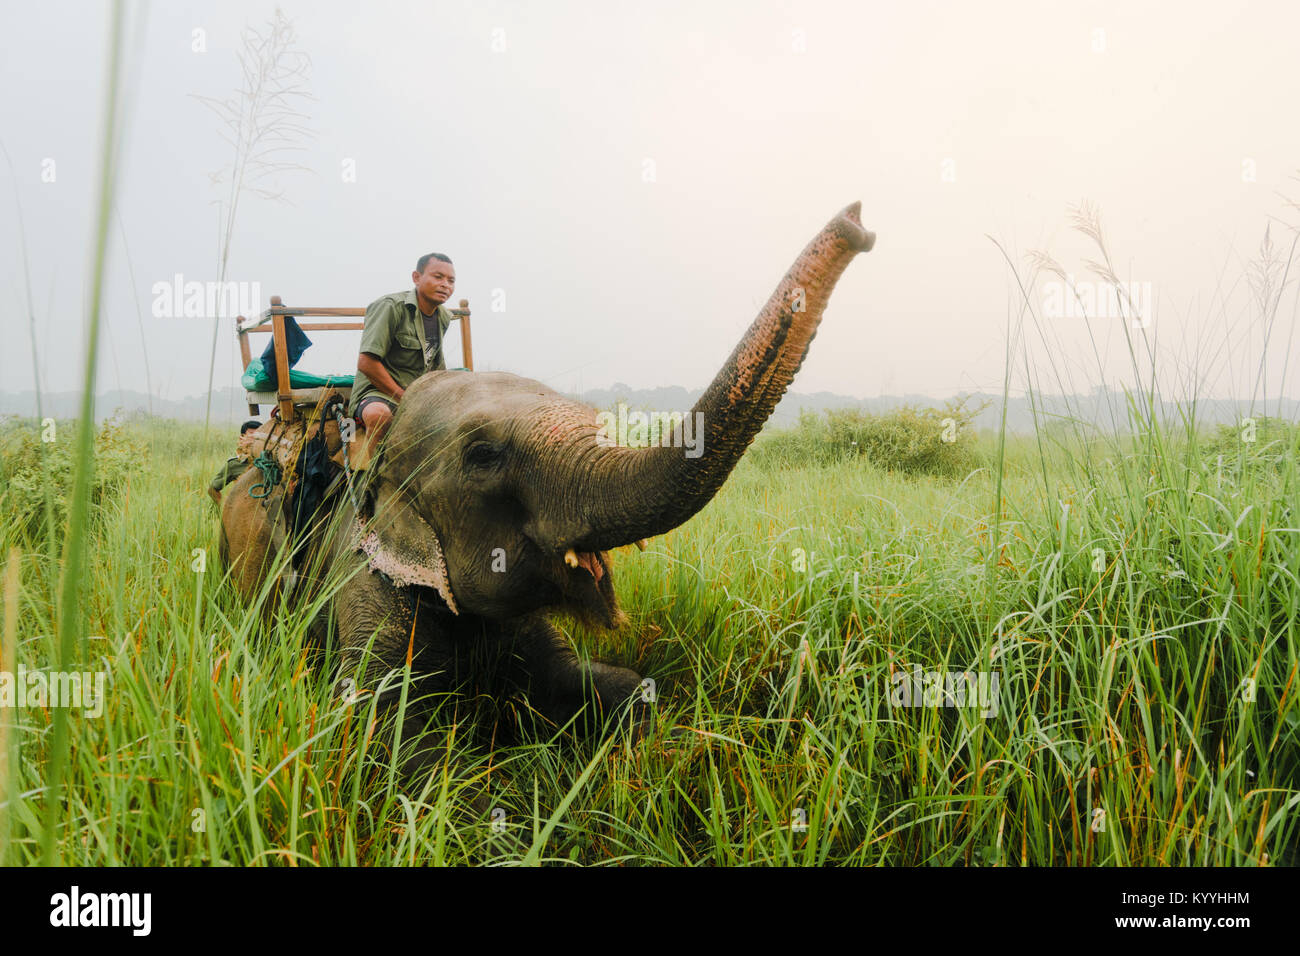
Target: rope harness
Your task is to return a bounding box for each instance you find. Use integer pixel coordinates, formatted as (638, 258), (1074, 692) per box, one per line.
(245, 414), (290, 501)
(243, 397), (361, 523)
(332, 400), (365, 519)
(248, 450), (283, 498)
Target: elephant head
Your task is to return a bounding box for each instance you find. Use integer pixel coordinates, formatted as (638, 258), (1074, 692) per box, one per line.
(359, 202), (875, 629)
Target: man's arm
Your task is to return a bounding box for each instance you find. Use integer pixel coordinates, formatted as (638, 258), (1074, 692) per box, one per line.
(357, 352), (405, 402)
(356, 298), (404, 401)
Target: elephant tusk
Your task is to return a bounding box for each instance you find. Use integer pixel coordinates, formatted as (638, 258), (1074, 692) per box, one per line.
(634, 539), (648, 551)
(564, 548), (580, 568)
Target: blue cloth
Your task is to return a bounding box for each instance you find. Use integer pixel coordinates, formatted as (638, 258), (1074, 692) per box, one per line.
(257, 315), (313, 391)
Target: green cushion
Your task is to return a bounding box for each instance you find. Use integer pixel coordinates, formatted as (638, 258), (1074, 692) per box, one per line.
(241, 358), (354, 391)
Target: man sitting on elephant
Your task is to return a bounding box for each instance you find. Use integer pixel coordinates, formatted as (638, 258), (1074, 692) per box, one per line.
(350, 252), (457, 457)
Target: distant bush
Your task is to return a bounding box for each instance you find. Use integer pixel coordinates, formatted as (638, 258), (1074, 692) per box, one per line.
(0, 416), (146, 545)
(1201, 416), (1299, 475)
(750, 398), (986, 478)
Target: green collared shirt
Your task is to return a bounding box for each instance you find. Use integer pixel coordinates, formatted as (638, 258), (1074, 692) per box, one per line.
(349, 289), (452, 413)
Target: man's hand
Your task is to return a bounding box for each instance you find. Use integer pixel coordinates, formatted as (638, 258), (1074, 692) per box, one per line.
(358, 352), (406, 403)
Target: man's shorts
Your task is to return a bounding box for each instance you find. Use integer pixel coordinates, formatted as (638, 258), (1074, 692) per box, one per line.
(354, 395), (397, 419)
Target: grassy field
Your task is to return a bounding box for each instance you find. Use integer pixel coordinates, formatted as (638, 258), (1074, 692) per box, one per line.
(0, 407), (1296, 866)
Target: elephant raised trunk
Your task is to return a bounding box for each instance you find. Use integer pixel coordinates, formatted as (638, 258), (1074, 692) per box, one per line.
(561, 202), (875, 554)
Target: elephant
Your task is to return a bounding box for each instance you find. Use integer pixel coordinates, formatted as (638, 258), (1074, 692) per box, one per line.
(220, 202), (875, 775)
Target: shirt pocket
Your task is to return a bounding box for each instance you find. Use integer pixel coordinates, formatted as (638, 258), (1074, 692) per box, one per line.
(394, 328), (422, 351)
(392, 328), (425, 370)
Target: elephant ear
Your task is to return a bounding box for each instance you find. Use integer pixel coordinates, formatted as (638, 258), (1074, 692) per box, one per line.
(355, 490), (458, 614)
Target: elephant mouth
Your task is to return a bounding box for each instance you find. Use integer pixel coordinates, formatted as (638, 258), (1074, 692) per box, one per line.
(551, 546), (625, 629)
(564, 548), (605, 583)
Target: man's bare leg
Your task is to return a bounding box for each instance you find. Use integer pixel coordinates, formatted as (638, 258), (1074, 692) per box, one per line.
(360, 400), (395, 460)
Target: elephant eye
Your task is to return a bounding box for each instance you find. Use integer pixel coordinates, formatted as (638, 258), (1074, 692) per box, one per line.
(464, 440), (502, 469)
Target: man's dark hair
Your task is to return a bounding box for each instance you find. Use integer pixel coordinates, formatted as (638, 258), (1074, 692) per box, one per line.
(416, 252), (453, 273)
(240, 419), (262, 435)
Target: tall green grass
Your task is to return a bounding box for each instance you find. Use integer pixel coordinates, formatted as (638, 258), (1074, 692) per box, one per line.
(0, 412), (1294, 865)
(34, 0), (126, 867)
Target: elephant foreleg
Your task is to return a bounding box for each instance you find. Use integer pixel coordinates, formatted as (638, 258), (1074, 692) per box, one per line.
(334, 574), (460, 777)
(505, 617), (649, 736)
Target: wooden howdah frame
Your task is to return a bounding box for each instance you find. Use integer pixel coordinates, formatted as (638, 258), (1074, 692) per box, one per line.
(236, 294), (473, 421)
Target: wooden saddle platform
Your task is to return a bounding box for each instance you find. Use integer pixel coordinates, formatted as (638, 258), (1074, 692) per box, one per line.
(236, 293), (474, 422)
(232, 293), (475, 474)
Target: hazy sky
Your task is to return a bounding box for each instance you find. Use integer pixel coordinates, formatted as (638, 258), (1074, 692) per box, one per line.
(3, 0), (1299, 410)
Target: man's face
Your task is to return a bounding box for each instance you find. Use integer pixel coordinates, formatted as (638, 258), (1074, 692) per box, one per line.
(413, 259), (456, 306)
